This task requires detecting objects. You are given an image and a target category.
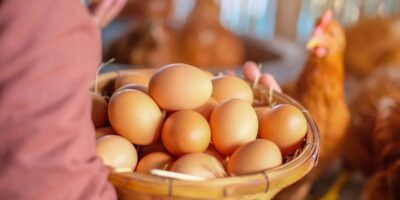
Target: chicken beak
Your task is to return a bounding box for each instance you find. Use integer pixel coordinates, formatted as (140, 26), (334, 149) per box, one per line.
(307, 38), (319, 50)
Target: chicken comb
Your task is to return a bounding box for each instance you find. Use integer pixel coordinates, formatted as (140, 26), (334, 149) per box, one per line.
(319, 10), (333, 27)
(311, 10), (333, 37)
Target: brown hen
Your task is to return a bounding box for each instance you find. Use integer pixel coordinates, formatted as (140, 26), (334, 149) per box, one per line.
(277, 11), (350, 199)
(345, 18), (400, 77)
(181, 0), (244, 68)
(344, 66), (400, 200)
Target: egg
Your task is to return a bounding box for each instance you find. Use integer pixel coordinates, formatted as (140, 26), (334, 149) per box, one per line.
(259, 104), (307, 155)
(203, 145), (225, 164)
(193, 98), (218, 120)
(136, 152), (174, 174)
(114, 83), (148, 94)
(138, 141), (168, 159)
(227, 139), (282, 176)
(171, 153), (226, 179)
(211, 75), (253, 104)
(108, 89), (163, 145)
(114, 73), (150, 90)
(95, 127), (115, 139)
(96, 135), (138, 170)
(202, 69), (215, 79)
(210, 99), (258, 155)
(91, 92), (108, 128)
(254, 107), (270, 136)
(162, 110), (211, 156)
(148, 63), (212, 110)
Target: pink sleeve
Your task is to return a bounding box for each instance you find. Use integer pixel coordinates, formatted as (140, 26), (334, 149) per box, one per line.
(0, 0), (117, 199)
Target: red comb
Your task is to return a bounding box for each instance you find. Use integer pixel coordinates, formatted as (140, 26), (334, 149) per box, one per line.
(320, 10), (333, 26)
(312, 10), (333, 36)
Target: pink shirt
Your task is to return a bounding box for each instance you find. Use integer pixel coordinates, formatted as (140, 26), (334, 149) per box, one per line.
(0, 0), (116, 199)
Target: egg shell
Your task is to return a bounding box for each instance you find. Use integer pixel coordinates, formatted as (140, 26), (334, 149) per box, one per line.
(210, 99), (258, 155)
(259, 104), (307, 155)
(227, 139), (282, 176)
(204, 145), (225, 164)
(148, 63), (213, 110)
(136, 152), (174, 174)
(171, 153), (226, 179)
(162, 110), (211, 156)
(96, 135), (138, 170)
(95, 127), (115, 139)
(211, 75), (253, 104)
(254, 107), (270, 137)
(193, 98), (218, 120)
(114, 83), (148, 94)
(108, 89), (163, 145)
(114, 73), (150, 90)
(202, 69), (215, 79)
(91, 92), (108, 128)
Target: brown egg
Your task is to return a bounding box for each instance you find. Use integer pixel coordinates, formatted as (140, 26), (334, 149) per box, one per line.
(108, 89), (163, 145)
(193, 98), (218, 120)
(171, 153), (226, 179)
(227, 139), (282, 176)
(136, 152), (174, 174)
(254, 107), (270, 136)
(114, 83), (148, 94)
(162, 110), (211, 156)
(203, 145), (225, 164)
(95, 127), (115, 139)
(210, 99), (258, 155)
(211, 75), (253, 104)
(91, 92), (108, 128)
(138, 141), (168, 159)
(202, 69), (215, 79)
(148, 63), (213, 110)
(114, 73), (150, 90)
(259, 104), (307, 155)
(96, 135), (138, 170)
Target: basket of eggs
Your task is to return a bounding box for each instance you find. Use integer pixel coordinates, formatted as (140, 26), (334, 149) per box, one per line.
(91, 63), (320, 200)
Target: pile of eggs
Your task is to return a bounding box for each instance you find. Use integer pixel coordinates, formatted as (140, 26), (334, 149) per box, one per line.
(93, 63), (308, 179)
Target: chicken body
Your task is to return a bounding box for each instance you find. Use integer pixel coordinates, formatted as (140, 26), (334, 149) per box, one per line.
(277, 15), (350, 200)
(344, 66), (400, 200)
(345, 18), (400, 77)
(362, 92), (400, 200)
(181, 0), (244, 68)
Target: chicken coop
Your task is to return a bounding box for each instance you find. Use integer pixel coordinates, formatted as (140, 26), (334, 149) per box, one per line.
(98, 0), (400, 199)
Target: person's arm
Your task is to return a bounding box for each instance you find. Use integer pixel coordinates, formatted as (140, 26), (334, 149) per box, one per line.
(0, 1), (116, 199)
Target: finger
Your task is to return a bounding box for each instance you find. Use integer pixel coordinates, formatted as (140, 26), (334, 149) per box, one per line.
(90, 0), (127, 28)
(90, 0), (113, 26)
(260, 74), (282, 92)
(243, 61), (261, 82)
(99, 0), (127, 27)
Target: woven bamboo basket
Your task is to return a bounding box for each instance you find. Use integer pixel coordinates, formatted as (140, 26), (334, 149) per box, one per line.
(91, 69), (320, 200)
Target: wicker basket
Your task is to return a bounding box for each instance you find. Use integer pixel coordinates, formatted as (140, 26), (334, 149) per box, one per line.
(92, 69), (320, 200)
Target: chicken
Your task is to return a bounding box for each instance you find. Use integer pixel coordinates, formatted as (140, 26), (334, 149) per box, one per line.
(118, 0), (173, 23)
(276, 11), (350, 199)
(345, 18), (400, 77)
(361, 93), (400, 200)
(181, 0), (244, 68)
(344, 67), (400, 174)
(105, 20), (182, 68)
(343, 66), (400, 199)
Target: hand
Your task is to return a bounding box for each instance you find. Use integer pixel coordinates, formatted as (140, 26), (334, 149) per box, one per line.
(88, 0), (127, 28)
(227, 61), (282, 92)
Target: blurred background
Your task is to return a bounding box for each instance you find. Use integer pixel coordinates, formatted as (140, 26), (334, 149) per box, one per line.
(100, 1), (400, 199)
(101, 0), (400, 82)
